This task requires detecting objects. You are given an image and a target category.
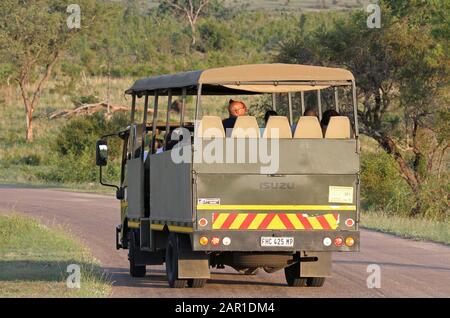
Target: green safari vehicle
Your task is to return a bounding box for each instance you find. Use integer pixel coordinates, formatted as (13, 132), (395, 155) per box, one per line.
(96, 64), (361, 288)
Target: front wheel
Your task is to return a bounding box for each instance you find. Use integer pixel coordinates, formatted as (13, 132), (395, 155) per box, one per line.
(165, 233), (187, 288)
(129, 231), (146, 278)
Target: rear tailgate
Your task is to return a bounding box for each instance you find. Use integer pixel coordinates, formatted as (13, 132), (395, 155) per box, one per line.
(193, 173), (359, 252)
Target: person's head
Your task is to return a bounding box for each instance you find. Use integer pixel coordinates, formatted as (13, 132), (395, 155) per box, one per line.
(303, 108), (318, 117)
(264, 110), (278, 125)
(228, 99), (248, 118)
(321, 109), (340, 127)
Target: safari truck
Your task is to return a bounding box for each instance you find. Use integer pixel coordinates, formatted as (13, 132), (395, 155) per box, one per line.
(95, 64), (360, 288)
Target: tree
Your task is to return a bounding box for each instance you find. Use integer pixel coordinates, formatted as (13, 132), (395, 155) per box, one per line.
(159, 0), (211, 46)
(0, 0), (103, 142)
(278, 3), (449, 216)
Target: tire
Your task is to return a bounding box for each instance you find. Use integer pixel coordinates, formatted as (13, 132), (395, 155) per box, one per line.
(165, 233), (187, 288)
(128, 231), (146, 278)
(307, 277), (326, 287)
(187, 279), (207, 288)
(284, 263), (307, 287)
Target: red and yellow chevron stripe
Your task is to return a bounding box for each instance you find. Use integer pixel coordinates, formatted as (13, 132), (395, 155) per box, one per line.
(212, 213), (339, 230)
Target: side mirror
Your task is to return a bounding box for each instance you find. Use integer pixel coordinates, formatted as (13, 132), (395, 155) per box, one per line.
(116, 187), (125, 200)
(96, 139), (108, 166)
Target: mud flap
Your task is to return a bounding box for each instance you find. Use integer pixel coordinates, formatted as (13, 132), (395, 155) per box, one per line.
(177, 251), (210, 279)
(300, 252), (332, 277)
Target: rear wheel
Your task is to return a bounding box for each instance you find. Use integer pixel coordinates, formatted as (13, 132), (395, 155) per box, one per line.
(129, 231), (146, 278)
(187, 279), (207, 288)
(165, 233), (187, 288)
(284, 263), (307, 287)
(307, 277), (326, 287)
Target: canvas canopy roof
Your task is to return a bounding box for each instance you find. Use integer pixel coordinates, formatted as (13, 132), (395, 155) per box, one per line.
(125, 64), (355, 95)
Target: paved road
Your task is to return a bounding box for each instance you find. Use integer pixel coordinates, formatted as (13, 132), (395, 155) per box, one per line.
(0, 187), (449, 298)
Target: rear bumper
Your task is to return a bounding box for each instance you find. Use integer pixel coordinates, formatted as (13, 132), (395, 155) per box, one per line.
(192, 230), (360, 252)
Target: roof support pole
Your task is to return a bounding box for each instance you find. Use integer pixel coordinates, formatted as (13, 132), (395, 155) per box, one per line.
(317, 89), (322, 120)
(334, 87), (339, 112)
(166, 89), (172, 136)
(272, 93), (277, 111)
(288, 92), (293, 125)
(352, 80), (359, 138)
(151, 91), (159, 154)
(130, 94), (136, 123)
(195, 84), (203, 122)
(300, 91), (305, 115)
(141, 93), (149, 160)
(180, 88), (187, 126)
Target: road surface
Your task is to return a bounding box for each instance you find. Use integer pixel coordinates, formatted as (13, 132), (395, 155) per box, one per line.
(0, 186), (449, 298)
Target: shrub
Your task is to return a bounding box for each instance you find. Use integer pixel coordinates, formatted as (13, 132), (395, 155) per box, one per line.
(45, 112), (128, 183)
(361, 150), (414, 215)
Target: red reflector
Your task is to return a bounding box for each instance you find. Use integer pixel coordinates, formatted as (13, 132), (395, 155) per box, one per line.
(345, 218), (355, 227)
(198, 218), (208, 227)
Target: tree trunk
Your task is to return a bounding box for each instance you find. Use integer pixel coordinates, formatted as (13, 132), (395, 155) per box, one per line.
(26, 109), (33, 142)
(375, 134), (424, 216)
(190, 22), (196, 46)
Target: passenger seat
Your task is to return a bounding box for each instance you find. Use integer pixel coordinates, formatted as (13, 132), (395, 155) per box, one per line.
(196, 116), (225, 138)
(263, 116), (292, 139)
(231, 116), (260, 138)
(293, 116), (323, 139)
(324, 116), (351, 139)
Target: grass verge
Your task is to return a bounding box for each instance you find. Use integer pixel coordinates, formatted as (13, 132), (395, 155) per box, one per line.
(361, 211), (450, 245)
(0, 213), (111, 297)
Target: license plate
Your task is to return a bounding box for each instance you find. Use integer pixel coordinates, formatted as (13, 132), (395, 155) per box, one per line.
(261, 237), (294, 247)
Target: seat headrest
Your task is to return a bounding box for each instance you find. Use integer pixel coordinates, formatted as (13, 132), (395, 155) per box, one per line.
(324, 116), (351, 139)
(263, 116), (292, 139)
(196, 116), (225, 138)
(231, 116), (260, 138)
(293, 116), (323, 139)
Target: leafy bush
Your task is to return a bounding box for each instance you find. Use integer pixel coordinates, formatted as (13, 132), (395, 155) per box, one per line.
(44, 112), (128, 183)
(361, 151), (414, 215)
(417, 175), (450, 222)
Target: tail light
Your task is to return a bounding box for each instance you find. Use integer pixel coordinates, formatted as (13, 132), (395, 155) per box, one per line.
(334, 237), (344, 247)
(345, 237), (355, 247)
(211, 236), (220, 246)
(199, 236), (209, 246)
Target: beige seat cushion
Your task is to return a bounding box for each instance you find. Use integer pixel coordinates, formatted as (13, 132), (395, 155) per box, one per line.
(263, 116), (292, 139)
(324, 116), (351, 139)
(231, 116), (260, 138)
(197, 116), (225, 138)
(293, 116), (323, 139)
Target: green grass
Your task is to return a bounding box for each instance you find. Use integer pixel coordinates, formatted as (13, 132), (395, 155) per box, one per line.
(361, 211), (450, 245)
(0, 213), (111, 297)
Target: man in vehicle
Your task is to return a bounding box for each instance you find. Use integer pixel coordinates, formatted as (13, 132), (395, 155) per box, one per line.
(222, 99), (248, 134)
(304, 107), (318, 117)
(320, 109), (340, 135)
